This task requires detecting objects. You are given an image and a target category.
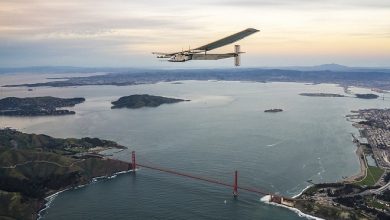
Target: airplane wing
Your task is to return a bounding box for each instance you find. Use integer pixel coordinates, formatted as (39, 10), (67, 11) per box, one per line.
(194, 28), (259, 52)
(152, 28), (259, 56)
(191, 53), (236, 60)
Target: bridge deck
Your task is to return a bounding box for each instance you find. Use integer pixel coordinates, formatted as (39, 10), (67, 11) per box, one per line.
(137, 163), (272, 196)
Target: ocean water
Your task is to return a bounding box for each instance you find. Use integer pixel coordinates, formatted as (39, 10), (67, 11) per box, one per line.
(0, 74), (388, 219)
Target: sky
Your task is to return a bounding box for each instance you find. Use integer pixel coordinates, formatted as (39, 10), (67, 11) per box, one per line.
(1, 0), (390, 68)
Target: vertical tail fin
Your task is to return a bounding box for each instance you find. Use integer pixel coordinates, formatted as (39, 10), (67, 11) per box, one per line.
(234, 45), (241, 66)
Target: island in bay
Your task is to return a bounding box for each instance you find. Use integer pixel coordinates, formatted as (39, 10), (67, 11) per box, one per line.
(355, 93), (379, 99)
(111, 94), (189, 109)
(299, 92), (380, 100)
(0, 96), (85, 116)
(299, 93), (346, 97)
(264, 108), (283, 113)
(0, 128), (131, 220)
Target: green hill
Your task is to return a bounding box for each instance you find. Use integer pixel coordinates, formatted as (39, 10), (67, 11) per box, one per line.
(111, 94), (189, 109)
(0, 96), (85, 116)
(0, 128), (130, 220)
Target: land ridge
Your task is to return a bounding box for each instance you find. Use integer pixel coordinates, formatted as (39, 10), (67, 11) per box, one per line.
(111, 94), (189, 109)
(3, 69), (390, 91)
(0, 128), (131, 220)
(0, 96), (85, 116)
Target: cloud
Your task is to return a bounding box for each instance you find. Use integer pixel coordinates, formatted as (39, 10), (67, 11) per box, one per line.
(0, 0), (389, 67)
(0, 37), (153, 67)
(214, 0), (390, 9)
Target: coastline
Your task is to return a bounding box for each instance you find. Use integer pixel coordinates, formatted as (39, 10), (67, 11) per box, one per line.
(260, 195), (324, 220)
(292, 185), (313, 199)
(258, 185), (323, 220)
(37, 168), (135, 219)
(265, 112), (371, 219)
(283, 109), (390, 219)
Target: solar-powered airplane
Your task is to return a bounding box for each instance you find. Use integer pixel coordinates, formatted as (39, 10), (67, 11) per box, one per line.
(152, 28), (259, 66)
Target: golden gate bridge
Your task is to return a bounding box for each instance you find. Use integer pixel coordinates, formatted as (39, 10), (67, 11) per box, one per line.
(118, 151), (294, 203)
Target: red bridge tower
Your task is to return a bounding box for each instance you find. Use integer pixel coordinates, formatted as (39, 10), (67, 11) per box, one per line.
(233, 170), (238, 197)
(132, 151), (136, 171)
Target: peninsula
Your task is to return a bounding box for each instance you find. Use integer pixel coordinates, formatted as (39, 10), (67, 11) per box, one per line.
(111, 94), (189, 109)
(0, 96), (85, 116)
(0, 128), (131, 220)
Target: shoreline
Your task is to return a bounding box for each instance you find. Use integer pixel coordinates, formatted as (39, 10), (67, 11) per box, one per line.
(292, 185), (313, 199)
(282, 109), (390, 219)
(258, 185), (323, 220)
(261, 197), (324, 220)
(37, 168), (135, 219)
(266, 116), (371, 219)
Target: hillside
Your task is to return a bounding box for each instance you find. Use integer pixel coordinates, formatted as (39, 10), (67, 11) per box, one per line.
(111, 94), (189, 109)
(4, 68), (390, 90)
(0, 96), (85, 116)
(0, 128), (130, 220)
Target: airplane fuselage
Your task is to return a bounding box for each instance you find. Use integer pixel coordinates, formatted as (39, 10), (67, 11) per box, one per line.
(169, 54), (192, 62)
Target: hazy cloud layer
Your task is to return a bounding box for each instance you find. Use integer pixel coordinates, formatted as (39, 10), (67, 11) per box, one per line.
(217, 0), (390, 8)
(0, 0), (389, 67)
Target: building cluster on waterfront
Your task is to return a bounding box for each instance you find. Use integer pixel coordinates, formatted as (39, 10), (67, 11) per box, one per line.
(353, 109), (390, 168)
(366, 128), (390, 149)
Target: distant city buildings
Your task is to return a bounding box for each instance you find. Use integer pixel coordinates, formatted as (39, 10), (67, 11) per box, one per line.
(351, 109), (390, 168)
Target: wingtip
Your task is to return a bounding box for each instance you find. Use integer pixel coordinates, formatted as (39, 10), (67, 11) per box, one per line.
(248, 28), (260, 32)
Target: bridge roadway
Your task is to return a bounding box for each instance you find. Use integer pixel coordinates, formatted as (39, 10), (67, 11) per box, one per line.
(114, 151), (294, 200)
(135, 162), (276, 197)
